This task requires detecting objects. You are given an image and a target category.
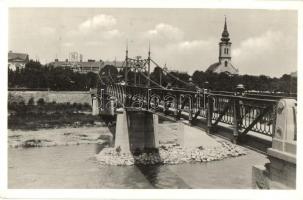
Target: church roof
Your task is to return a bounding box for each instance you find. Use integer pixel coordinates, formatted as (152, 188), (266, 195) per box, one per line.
(206, 62), (221, 73)
(206, 61), (238, 75)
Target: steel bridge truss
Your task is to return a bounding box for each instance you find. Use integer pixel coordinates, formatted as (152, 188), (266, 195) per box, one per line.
(101, 84), (277, 138)
(97, 47), (279, 140)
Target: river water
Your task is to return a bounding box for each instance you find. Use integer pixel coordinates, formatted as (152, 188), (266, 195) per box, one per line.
(8, 143), (268, 189)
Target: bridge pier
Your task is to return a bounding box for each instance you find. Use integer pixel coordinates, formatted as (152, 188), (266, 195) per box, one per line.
(114, 109), (159, 154)
(92, 96), (99, 116)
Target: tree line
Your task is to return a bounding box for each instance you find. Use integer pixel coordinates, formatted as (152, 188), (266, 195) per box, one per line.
(8, 60), (297, 94)
(8, 60), (99, 91)
(142, 66), (296, 94)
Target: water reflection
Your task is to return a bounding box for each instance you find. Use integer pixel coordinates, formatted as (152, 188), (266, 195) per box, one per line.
(95, 142), (110, 154)
(132, 149), (190, 189)
(95, 125), (115, 154)
(136, 164), (191, 189)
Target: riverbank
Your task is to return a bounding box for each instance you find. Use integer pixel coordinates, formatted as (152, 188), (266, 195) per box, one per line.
(8, 126), (110, 148)
(8, 111), (102, 130)
(8, 93), (102, 130)
(8, 120), (247, 165)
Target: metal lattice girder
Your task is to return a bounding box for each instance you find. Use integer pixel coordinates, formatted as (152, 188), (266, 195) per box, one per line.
(101, 82), (279, 137)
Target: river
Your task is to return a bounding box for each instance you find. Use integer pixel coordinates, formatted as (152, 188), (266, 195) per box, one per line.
(8, 143), (268, 189)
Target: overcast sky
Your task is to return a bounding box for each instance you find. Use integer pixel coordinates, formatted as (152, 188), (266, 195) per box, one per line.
(9, 8), (297, 77)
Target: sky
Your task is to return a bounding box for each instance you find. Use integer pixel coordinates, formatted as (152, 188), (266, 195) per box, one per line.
(8, 8), (298, 77)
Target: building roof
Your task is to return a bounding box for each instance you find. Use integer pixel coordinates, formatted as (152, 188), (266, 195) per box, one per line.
(48, 60), (124, 68)
(206, 62), (221, 73)
(206, 61), (238, 75)
(49, 61), (101, 68)
(102, 60), (124, 68)
(290, 71), (297, 78)
(8, 52), (29, 62)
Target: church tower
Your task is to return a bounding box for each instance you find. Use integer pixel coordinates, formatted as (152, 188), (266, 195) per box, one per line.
(206, 17), (238, 75)
(219, 17), (232, 66)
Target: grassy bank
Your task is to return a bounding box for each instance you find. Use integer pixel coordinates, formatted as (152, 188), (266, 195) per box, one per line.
(8, 98), (103, 130)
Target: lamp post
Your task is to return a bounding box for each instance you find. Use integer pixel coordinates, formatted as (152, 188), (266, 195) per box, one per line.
(161, 64), (168, 87)
(235, 84), (245, 96)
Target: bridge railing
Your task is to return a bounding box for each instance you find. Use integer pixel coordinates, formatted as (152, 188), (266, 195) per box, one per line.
(208, 93), (277, 137)
(103, 84), (279, 139)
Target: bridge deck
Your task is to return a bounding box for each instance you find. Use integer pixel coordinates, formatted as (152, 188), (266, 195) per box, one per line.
(154, 109), (272, 153)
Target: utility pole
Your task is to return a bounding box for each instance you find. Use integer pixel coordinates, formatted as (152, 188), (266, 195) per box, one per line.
(124, 41), (128, 84)
(147, 41), (151, 87)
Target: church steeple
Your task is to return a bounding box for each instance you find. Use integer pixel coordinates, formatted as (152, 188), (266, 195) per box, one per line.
(219, 17), (232, 64)
(206, 17), (238, 75)
(221, 17), (230, 42)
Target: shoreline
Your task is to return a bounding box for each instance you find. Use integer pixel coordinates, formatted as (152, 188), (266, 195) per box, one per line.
(8, 126), (111, 148)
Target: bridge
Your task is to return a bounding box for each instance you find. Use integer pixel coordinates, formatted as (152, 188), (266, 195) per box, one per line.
(91, 46), (297, 189)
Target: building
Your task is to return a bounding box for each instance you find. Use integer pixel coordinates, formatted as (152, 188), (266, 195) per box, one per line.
(8, 51), (29, 71)
(48, 58), (124, 74)
(206, 18), (239, 75)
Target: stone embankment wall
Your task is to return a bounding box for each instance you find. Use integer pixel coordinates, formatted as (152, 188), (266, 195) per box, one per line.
(8, 91), (92, 105)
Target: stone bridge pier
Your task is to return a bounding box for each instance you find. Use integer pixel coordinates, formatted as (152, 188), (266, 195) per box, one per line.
(114, 109), (160, 154)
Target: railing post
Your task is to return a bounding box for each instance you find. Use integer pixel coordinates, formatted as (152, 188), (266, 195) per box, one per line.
(100, 89), (104, 112)
(174, 94), (180, 120)
(207, 95), (213, 133)
(188, 98), (192, 125)
(233, 84), (245, 143)
(232, 97), (240, 143)
(174, 95), (178, 118)
(147, 89), (151, 111)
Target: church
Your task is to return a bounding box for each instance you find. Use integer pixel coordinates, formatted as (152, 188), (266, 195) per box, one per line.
(206, 18), (239, 75)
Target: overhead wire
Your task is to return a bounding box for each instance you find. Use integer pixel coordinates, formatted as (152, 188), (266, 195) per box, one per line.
(150, 59), (202, 90)
(138, 70), (166, 89)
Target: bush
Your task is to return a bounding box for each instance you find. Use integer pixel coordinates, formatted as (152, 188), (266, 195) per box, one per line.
(83, 102), (92, 110)
(37, 98), (45, 106)
(28, 97), (35, 106)
(8, 94), (25, 105)
(14, 100), (27, 114)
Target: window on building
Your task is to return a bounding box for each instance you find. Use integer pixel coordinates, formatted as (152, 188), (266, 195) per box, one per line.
(227, 48), (229, 54)
(225, 61), (228, 67)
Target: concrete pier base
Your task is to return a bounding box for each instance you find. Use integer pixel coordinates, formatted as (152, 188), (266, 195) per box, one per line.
(114, 109), (159, 153)
(114, 109), (131, 154)
(92, 97), (99, 116)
